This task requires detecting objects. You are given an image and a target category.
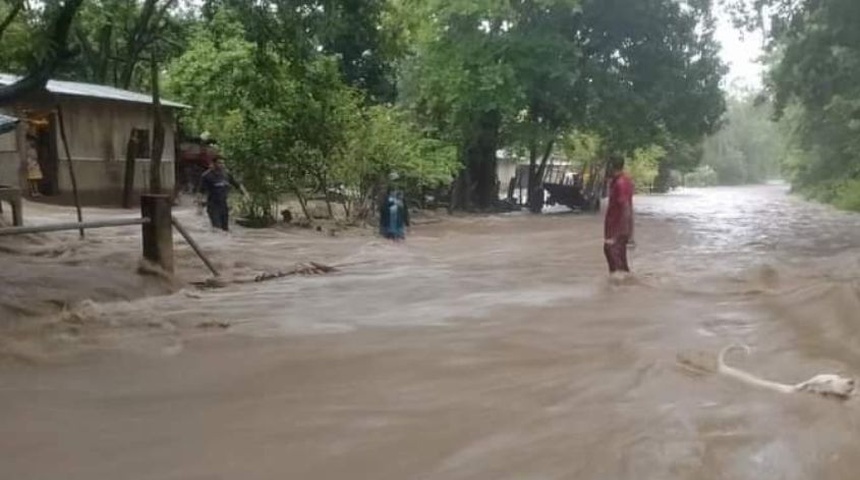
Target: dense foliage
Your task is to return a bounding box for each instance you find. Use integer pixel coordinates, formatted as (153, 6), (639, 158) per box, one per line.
(700, 94), (783, 185)
(728, 0), (860, 209)
(2, 0), (729, 218)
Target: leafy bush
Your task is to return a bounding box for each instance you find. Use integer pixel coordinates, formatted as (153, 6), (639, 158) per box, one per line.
(684, 165), (718, 187)
(166, 10), (458, 223)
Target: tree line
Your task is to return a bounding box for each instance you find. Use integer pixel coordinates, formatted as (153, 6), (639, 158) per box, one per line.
(686, 92), (783, 187)
(726, 0), (860, 210)
(1, 0), (728, 219)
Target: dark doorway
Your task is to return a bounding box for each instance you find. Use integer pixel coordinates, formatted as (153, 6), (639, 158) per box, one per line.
(26, 112), (60, 196)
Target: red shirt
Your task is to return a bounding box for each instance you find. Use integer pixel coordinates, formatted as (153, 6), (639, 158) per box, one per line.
(605, 173), (634, 239)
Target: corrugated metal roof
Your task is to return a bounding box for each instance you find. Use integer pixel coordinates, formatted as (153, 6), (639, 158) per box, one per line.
(0, 73), (190, 109)
(0, 113), (19, 135)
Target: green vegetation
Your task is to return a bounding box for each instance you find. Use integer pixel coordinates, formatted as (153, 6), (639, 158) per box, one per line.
(699, 94), (784, 186)
(2, 0), (730, 218)
(728, 0), (860, 210)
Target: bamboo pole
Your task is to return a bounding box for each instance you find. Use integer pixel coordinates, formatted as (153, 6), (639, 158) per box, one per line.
(171, 215), (219, 277)
(149, 51), (165, 194)
(55, 103), (84, 238)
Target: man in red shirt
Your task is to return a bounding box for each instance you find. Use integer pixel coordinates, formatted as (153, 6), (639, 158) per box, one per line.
(604, 155), (635, 274)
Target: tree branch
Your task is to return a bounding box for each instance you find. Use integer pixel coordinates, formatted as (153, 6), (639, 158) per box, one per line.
(119, 0), (177, 89)
(0, 0), (24, 43)
(0, 0), (85, 105)
(535, 137), (556, 182)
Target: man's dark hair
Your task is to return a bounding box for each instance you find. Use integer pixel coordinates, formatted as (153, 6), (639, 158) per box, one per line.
(608, 154), (625, 171)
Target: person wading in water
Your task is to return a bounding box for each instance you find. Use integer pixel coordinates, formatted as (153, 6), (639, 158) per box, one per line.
(379, 173), (410, 241)
(603, 154), (635, 276)
(199, 157), (243, 231)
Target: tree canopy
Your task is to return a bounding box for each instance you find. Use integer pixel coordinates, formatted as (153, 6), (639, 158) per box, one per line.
(1, 0), (730, 216)
(726, 0), (860, 209)
(700, 94), (783, 185)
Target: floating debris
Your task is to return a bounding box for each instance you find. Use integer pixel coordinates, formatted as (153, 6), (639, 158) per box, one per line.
(196, 321), (231, 330)
(253, 262), (339, 282)
(190, 262), (340, 289)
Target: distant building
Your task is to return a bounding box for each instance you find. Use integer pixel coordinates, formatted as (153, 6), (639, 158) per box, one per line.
(0, 74), (188, 205)
(496, 149), (575, 203)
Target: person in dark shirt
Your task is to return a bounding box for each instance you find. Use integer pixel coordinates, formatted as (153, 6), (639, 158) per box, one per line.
(199, 157), (242, 231)
(603, 154), (635, 274)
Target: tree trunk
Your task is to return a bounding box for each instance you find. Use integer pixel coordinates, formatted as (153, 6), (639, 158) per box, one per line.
(527, 137), (555, 213)
(463, 111), (501, 210)
(122, 129), (137, 208)
(317, 174), (335, 219)
(294, 188), (311, 221)
(341, 198), (351, 220)
(0, 0), (84, 105)
(449, 167), (471, 212)
(149, 54), (165, 194)
(653, 161), (672, 193)
(119, 0), (160, 89)
(450, 111), (501, 212)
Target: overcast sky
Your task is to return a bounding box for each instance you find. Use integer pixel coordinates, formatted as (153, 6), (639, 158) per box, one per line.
(714, 4), (765, 92)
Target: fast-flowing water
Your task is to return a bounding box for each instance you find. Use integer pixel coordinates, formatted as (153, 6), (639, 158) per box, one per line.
(2, 184), (860, 479)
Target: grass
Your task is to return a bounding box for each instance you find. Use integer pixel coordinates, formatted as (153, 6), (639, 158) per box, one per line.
(796, 179), (860, 212)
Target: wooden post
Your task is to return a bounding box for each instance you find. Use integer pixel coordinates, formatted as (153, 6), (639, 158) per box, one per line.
(140, 194), (173, 274)
(149, 51), (165, 194)
(122, 131), (137, 208)
(55, 104), (84, 238)
(171, 215), (219, 277)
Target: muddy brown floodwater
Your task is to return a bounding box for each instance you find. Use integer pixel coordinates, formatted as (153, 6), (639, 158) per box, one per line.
(3, 184), (860, 479)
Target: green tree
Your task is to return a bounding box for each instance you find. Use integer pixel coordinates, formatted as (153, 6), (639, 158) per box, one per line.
(400, 0), (519, 211)
(729, 0), (860, 208)
(62, 0), (189, 89)
(0, 0), (85, 103)
(200, 0), (403, 103)
(403, 0), (725, 211)
(333, 104), (459, 219)
(581, 0), (725, 193)
(700, 95), (783, 185)
(166, 7), (457, 222)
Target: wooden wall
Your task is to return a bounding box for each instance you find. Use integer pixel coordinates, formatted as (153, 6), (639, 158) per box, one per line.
(57, 97), (177, 195)
(0, 95), (179, 204)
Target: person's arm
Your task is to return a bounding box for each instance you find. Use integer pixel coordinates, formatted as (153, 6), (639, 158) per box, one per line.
(227, 171), (250, 198)
(623, 200), (634, 241)
(227, 171), (241, 190)
(198, 170), (209, 194)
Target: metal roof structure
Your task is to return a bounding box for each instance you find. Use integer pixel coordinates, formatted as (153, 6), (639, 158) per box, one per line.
(0, 113), (19, 135)
(0, 74), (190, 109)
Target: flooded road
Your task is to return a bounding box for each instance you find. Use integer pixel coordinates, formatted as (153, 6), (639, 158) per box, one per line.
(3, 185), (860, 479)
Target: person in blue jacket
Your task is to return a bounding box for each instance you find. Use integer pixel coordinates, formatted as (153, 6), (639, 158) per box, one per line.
(379, 174), (410, 241)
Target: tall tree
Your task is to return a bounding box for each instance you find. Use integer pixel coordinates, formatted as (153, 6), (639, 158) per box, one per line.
(61, 0), (187, 89)
(581, 0), (725, 173)
(403, 0), (726, 210)
(400, 0), (519, 210)
(731, 0), (860, 206)
(0, 0), (85, 104)
(199, 0), (402, 103)
(701, 95), (783, 185)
